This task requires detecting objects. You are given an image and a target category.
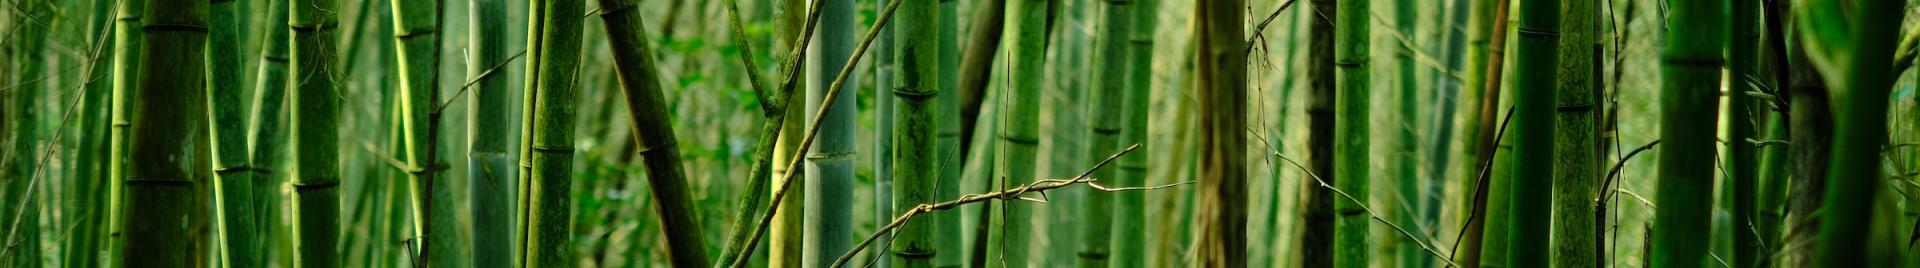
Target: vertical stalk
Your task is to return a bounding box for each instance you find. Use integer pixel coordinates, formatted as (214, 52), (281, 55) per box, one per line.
(769, 0), (809, 264)
(805, 0), (858, 265)
(388, 0), (446, 264)
(1390, 2), (1423, 265)
(209, 0), (259, 266)
(67, 0), (118, 266)
(122, 0), (211, 265)
(1650, 0), (1724, 265)
(4, 0), (52, 265)
(1728, 0), (1760, 266)
(1195, 0), (1249, 266)
(1550, 0), (1596, 265)
(875, 5), (897, 267)
(1113, 0), (1157, 266)
(934, 1), (964, 267)
(104, 0), (148, 264)
(289, 0), (343, 263)
(599, 0), (713, 265)
(1332, 0), (1370, 265)
(467, 0), (513, 265)
(1809, 0), (1905, 265)
(522, 0), (584, 264)
(246, 1), (292, 266)
(1078, 0), (1130, 267)
(1303, 0), (1337, 265)
(992, 0), (1047, 266)
(891, 0), (940, 265)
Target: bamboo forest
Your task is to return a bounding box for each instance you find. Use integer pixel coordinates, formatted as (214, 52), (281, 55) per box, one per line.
(2, 0), (1919, 266)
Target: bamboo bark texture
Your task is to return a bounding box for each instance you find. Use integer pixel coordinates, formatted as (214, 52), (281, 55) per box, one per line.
(1651, 0), (1724, 265)
(289, 0), (343, 264)
(1333, 0), (1370, 266)
(1195, 0), (1248, 267)
(123, 0), (211, 265)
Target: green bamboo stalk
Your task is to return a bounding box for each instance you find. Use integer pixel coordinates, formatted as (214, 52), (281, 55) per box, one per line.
(875, 5), (898, 266)
(521, 0), (584, 264)
(1077, 0), (1130, 267)
(1808, 0), (1905, 265)
(467, 0), (512, 265)
(1390, 1), (1423, 265)
(1549, 0), (1596, 264)
(1778, 12), (1832, 267)
(1332, 0), (1370, 265)
(595, 0), (711, 265)
(1728, 0), (1760, 266)
(104, 0), (148, 264)
(768, 0), (809, 266)
(1650, 0), (1724, 264)
(388, 0), (447, 264)
(246, 1), (292, 267)
(1113, 0), (1156, 266)
(934, 1), (964, 267)
(890, 0), (940, 265)
(1507, 0), (1559, 265)
(802, 0), (858, 265)
(991, 0), (1046, 266)
(1457, 0), (1508, 266)
(209, 0), (260, 266)
(121, 0), (211, 265)
(1303, 0), (1336, 265)
(289, 0), (342, 263)
(514, 0), (544, 263)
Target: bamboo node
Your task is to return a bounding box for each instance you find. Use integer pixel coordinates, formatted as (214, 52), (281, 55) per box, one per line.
(288, 22), (340, 32)
(1516, 27), (1562, 37)
(532, 146), (576, 154)
(125, 178), (194, 186)
(999, 134), (1039, 145)
(142, 23), (210, 33)
(293, 180), (341, 190)
(1077, 251), (1110, 259)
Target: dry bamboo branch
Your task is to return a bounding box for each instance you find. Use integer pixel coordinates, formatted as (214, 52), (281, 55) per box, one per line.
(827, 144), (1186, 268)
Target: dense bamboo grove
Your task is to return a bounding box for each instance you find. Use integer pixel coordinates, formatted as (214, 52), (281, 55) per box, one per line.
(6, 0), (1920, 267)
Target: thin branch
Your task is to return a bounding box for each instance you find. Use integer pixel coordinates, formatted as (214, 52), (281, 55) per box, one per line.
(434, 49), (528, 112)
(1599, 140), (1661, 205)
(828, 144), (1186, 268)
(2, 0), (119, 257)
(724, 0), (773, 111)
(1275, 154), (1462, 268)
(1446, 105), (1515, 263)
(1242, 0), (1300, 54)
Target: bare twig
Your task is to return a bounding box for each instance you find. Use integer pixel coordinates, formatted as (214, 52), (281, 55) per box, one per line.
(1275, 154), (1461, 268)
(434, 49), (527, 112)
(827, 144), (1186, 268)
(1242, 0), (1300, 54)
(1599, 140), (1661, 205)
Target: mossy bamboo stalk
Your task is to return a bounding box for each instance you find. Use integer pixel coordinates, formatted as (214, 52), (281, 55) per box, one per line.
(208, 0), (259, 266)
(288, 0), (343, 263)
(1332, 0), (1370, 265)
(1303, 0), (1336, 265)
(1650, 0), (1724, 265)
(104, 0), (148, 264)
(890, 0), (939, 265)
(521, 0), (585, 264)
(1549, 0), (1596, 264)
(990, 0), (1046, 266)
(1078, 0), (1130, 267)
(597, 0), (712, 265)
(1113, 0), (1157, 266)
(121, 0), (211, 264)
(388, 0), (446, 264)
(466, 0), (513, 265)
(1809, 0), (1905, 265)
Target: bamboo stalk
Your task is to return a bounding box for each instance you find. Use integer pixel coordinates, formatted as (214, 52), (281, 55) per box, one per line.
(1113, 0), (1157, 267)
(104, 0), (148, 264)
(1728, 0), (1761, 266)
(1649, 0), (1724, 264)
(121, 0), (211, 264)
(1509, 0), (1562, 265)
(65, 0), (119, 266)
(209, 0), (260, 266)
(1078, 0), (1130, 267)
(594, 0), (710, 266)
(1332, 0), (1370, 265)
(890, 0), (939, 264)
(1302, 0), (1337, 265)
(466, 0), (513, 265)
(289, 0), (343, 263)
(1809, 0), (1905, 265)
(388, 0), (447, 264)
(520, 0), (585, 264)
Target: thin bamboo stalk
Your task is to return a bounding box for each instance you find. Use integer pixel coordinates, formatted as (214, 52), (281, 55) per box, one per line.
(104, 0), (149, 264)
(1078, 0), (1130, 267)
(209, 0), (260, 266)
(1332, 0), (1371, 265)
(594, 0), (710, 265)
(521, 0), (586, 264)
(388, 0), (447, 264)
(289, 0), (343, 263)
